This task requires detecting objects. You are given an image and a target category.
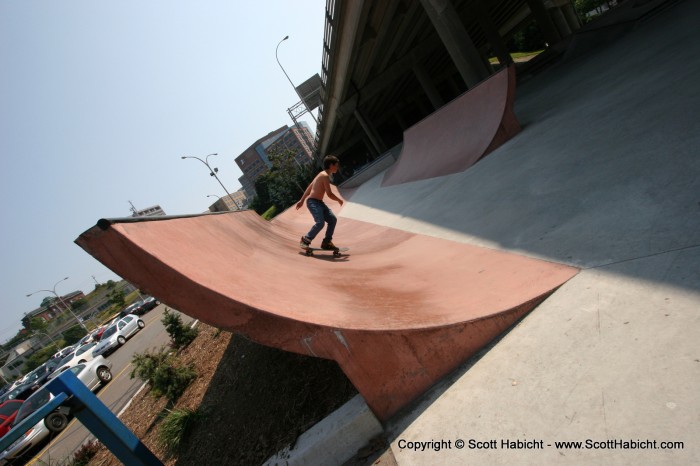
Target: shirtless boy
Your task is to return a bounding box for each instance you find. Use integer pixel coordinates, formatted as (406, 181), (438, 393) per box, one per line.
(296, 155), (344, 250)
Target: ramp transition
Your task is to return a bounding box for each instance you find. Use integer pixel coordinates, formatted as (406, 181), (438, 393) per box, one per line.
(381, 64), (520, 187)
(76, 208), (576, 421)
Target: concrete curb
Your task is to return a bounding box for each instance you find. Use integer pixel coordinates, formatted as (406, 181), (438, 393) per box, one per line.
(264, 394), (383, 466)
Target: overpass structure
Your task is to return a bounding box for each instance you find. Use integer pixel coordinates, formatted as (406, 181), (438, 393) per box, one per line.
(315, 0), (581, 162)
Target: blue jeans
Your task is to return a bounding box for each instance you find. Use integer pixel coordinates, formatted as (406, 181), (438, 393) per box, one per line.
(305, 198), (337, 242)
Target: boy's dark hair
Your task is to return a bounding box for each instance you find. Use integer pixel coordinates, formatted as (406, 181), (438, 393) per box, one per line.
(323, 155), (340, 170)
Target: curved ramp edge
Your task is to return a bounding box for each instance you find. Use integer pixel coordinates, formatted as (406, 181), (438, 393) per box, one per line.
(381, 65), (521, 187)
(76, 210), (576, 420)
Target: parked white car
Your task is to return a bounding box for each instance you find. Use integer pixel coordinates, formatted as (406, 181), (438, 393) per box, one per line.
(47, 342), (99, 380)
(91, 315), (145, 357)
(0, 356), (112, 463)
(52, 345), (76, 360)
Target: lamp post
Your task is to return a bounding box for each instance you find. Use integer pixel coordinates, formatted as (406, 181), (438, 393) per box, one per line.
(33, 331), (59, 351)
(181, 153), (233, 199)
(276, 35), (318, 125)
(27, 277), (88, 332)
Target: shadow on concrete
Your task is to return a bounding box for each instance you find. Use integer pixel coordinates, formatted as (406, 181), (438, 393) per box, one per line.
(340, 0), (700, 293)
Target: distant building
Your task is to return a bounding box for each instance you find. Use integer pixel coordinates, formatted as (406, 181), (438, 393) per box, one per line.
(0, 336), (44, 380)
(236, 123), (315, 199)
(208, 190), (248, 212)
(130, 204), (166, 217)
(24, 291), (86, 324)
(24, 306), (57, 324)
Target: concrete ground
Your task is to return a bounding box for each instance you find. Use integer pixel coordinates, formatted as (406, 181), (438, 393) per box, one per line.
(340, 1), (699, 464)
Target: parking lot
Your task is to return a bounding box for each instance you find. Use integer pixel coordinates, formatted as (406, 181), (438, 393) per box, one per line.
(5, 304), (190, 465)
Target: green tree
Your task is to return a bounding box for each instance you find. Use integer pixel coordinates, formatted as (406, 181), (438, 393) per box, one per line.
(63, 325), (87, 345)
(71, 298), (88, 311)
(162, 309), (199, 350)
(108, 288), (126, 308)
(508, 20), (546, 52)
(249, 171), (273, 214)
(249, 149), (317, 217)
(29, 317), (49, 334)
(21, 315), (32, 332)
(40, 296), (54, 308)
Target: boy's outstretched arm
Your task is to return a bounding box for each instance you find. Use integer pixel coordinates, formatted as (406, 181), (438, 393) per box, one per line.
(295, 183), (313, 210)
(324, 178), (344, 206)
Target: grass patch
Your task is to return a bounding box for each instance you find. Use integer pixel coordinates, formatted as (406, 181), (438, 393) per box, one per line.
(489, 50), (544, 64)
(261, 205), (277, 220)
(157, 408), (203, 456)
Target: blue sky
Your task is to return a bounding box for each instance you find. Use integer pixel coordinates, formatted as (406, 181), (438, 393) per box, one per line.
(0, 1), (325, 343)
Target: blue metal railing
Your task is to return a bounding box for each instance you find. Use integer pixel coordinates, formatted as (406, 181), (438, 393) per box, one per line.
(0, 370), (162, 465)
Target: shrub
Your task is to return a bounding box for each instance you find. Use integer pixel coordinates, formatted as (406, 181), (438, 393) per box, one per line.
(162, 309), (198, 350)
(130, 349), (196, 401)
(71, 440), (101, 466)
(261, 205), (278, 220)
(158, 408), (203, 456)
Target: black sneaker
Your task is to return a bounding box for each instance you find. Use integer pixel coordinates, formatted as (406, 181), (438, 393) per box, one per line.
(321, 239), (337, 250)
(300, 236), (311, 249)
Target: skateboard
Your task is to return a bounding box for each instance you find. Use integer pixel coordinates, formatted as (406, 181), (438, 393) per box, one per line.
(301, 246), (349, 258)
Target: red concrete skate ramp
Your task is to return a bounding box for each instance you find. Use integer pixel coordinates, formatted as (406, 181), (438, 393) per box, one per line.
(382, 65), (520, 186)
(76, 210), (576, 420)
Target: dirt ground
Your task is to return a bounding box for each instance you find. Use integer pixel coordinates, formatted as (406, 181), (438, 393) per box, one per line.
(86, 323), (357, 466)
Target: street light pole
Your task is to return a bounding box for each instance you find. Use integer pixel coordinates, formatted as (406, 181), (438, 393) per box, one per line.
(276, 35), (318, 125)
(33, 331), (59, 351)
(181, 153), (234, 199)
(27, 277), (88, 332)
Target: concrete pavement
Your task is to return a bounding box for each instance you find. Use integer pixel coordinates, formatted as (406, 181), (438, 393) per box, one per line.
(338, 0), (699, 463)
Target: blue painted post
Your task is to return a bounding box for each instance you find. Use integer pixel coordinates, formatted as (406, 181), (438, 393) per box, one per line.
(44, 371), (163, 466)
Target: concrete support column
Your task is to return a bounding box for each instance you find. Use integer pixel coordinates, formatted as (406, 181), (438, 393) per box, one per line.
(354, 108), (386, 155)
(412, 61), (444, 110)
(562, 2), (582, 32)
(414, 94), (432, 118)
(551, 6), (572, 38)
(419, 0), (490, 88)
(474, 0), (512, 66)
(394, 111), (408, 131)
(361, 135), (378, 159)
(526, 0), (561, 46)
(447, 75), (464, 97)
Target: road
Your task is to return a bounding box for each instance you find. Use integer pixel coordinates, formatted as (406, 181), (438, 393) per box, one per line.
(24, 305), (192, 465)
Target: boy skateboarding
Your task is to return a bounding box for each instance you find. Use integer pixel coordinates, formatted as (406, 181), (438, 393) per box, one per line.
(296, 155), (344, 251)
